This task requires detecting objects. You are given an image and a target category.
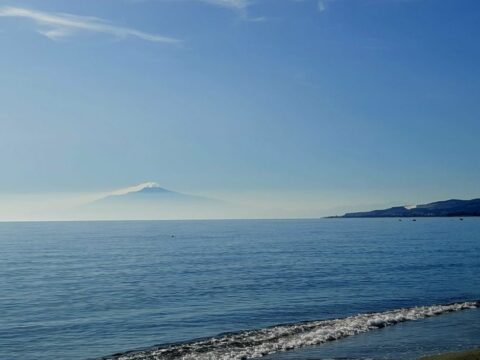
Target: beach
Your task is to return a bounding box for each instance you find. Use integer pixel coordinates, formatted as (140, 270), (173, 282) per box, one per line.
(421, 349), (480, 360)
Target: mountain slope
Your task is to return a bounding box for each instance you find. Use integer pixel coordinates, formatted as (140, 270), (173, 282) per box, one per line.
(93, 183), (214, 205)
(77, 182), (229, 220)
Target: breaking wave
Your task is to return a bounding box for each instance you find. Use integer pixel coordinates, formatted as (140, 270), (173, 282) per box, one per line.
(104, 301), (479, 360)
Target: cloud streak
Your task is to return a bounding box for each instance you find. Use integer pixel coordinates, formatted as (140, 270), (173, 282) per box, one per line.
(0, 6), (181, 43)
(190, 0), (330, 15)
(317, 0), (327, 12)
(196, 0), (250, 10)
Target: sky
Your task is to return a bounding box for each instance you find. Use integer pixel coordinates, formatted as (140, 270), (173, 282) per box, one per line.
(0, 0), (479, 220)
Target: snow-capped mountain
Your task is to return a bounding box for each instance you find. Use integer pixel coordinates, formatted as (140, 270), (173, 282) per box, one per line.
(80, 182), (226, 220)
(94, 182), (213, 204)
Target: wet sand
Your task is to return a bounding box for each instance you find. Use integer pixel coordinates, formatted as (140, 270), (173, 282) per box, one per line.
(420, 349), (480, 360)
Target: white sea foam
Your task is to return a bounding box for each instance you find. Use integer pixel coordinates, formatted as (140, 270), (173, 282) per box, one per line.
(106, 301), (479, 360)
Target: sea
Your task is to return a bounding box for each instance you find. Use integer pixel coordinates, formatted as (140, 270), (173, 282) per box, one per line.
(0, 218), (479, 360)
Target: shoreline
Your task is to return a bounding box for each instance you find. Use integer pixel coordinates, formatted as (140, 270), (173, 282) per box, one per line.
(420, 349), (480, 359)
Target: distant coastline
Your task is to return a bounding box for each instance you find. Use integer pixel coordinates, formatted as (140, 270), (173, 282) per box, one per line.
(328, 198), (480, 218)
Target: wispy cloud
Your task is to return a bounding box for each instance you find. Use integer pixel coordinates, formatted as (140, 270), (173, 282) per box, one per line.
(192, 0), (331, 15)
(317, 0), (327, 12)
(188, 0), (252, 20)
(108, 182), (161, 196)
(294, 0), (331, 13)
(0, 6), (181, 43)
(196, 0), (250, 10)
(128, 0), (332, 17)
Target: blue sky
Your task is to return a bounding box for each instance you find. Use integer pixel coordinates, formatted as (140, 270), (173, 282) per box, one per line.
(0, 0), (479, 218)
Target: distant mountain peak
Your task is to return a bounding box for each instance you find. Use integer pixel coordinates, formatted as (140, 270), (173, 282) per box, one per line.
(109, 182), (168, 196)
(79, 182), (227, 220)
(90, 182), (219, 206)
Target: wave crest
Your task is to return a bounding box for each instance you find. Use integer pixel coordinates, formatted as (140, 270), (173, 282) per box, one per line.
(105, 301), (479, 360)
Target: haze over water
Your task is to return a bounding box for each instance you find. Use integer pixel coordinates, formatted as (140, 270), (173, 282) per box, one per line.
(1, 218), (479, 359)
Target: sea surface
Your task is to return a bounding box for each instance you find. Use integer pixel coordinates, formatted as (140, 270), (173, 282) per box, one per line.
(0, 218), (479, 360)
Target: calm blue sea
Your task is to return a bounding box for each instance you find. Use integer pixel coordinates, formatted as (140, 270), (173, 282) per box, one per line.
(0, 219), (479, 360)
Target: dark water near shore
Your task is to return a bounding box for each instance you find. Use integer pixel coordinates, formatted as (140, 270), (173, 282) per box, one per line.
(0, 218), (479, 359)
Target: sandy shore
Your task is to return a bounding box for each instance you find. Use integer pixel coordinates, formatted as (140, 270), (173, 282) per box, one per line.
(420, 349), (480, 360)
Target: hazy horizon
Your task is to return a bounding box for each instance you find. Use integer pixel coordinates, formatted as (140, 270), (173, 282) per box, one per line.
(1, 180), (479, 221)
(1, 0), (480, 220)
